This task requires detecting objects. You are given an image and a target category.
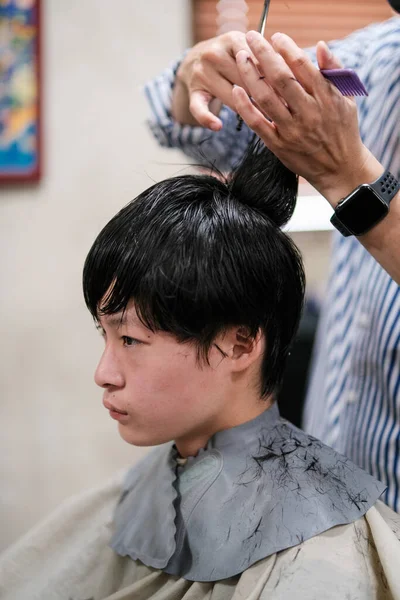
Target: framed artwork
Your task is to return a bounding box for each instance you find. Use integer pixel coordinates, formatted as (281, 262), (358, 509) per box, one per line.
(0, 0), (41, 182)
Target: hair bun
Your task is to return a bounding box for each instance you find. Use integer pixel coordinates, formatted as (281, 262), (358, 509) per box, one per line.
(227, 138), (298, 228)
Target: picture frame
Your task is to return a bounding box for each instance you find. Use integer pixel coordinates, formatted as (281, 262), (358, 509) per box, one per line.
(0, 0), (42, 183)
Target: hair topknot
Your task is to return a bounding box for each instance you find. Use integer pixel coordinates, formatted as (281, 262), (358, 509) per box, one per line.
(227, 137), (298, 227)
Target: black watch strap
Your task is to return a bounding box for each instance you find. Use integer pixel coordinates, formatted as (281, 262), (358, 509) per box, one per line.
(331, 170), (400, 237)
(371, 171), (400, 205)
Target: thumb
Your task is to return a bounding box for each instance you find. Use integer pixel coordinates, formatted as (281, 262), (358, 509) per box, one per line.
(189, 89), (222, 131)
(316, 41), (342, 70)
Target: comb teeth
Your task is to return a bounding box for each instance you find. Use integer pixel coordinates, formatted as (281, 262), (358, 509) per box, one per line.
(321, 69), (368, 97)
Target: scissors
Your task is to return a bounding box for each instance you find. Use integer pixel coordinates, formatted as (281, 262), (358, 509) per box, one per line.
(236, 0), (271, 131)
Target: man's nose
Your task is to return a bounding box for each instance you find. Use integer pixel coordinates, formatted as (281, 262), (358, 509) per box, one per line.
(94, 347), (125, 389)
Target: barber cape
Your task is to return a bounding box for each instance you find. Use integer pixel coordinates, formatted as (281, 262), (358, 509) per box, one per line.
(1, 404), (400, 600)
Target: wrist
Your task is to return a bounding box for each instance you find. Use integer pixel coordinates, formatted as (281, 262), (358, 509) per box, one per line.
(329, 165), (400, 238)
(315, 149), (384, 208)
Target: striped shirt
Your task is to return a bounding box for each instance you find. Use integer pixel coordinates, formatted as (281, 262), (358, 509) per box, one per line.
(144, 17), (400, 511)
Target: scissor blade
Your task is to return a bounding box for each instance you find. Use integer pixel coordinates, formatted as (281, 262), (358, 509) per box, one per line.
(258, 0), (271, 37)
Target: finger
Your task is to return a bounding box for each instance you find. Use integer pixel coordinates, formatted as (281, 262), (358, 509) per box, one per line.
(232, 85), (278, 147)
(245, 31), (311, 111)
(201, 33), (259, 89)
(221, 31), (260, 68)
(315, 41), (354, 102)
(189, 66), (241, 128)
(270, 32), (321, 94)
(202, 50), (246, 87)
(189, 90), (223, 130)
(316, 41), (343, 70)
(235, 49), (291, 125)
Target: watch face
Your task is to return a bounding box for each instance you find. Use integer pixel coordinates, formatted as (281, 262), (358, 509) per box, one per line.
(336, 186), (389, 235)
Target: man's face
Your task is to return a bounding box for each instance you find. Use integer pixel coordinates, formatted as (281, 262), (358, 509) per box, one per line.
(95, 304), (233, 448)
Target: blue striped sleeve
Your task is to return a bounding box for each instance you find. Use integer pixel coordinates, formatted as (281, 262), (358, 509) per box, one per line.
(303, 17), (400, 513)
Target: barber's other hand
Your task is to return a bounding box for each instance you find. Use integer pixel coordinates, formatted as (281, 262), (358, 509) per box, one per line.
(172, 32), (255, 131)
(232, 32), (382, 207)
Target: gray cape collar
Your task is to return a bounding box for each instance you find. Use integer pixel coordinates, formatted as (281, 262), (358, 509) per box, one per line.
(111, 403), (385, 581)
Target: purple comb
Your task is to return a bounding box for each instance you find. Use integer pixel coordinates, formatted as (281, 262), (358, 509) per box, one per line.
(321, 69), (368, 96)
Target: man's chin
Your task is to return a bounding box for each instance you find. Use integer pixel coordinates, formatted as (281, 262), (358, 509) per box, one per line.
(117, 422), (172, 447)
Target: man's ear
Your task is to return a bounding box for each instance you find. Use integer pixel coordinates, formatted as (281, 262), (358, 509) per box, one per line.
(214, 326), (265, 372)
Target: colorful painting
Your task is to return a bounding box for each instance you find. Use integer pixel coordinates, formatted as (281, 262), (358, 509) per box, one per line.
(0, 0), (41, 182)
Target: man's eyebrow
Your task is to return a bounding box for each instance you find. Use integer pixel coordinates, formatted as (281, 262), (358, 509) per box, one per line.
(102, 313), (142, 329)
(102, 314), (128, 328)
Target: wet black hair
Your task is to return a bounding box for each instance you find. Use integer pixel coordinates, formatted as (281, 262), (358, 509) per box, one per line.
(388, 0), (400, 13)
(83, 140), (305, 397)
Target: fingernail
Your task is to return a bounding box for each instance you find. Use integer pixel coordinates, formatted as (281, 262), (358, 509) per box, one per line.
(319, 40), (332, 58)
(271, 32), (282, 42)
(246, 31), (258, 43)
(210, 122), (220, 132)
(236, 50), (250, 64)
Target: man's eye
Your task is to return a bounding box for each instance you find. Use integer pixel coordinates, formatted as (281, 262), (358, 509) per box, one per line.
(122, 336), (140, 347)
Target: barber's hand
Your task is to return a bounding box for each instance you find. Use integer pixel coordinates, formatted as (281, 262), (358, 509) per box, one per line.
(172, 32), (255, 131)
(232, 32), (383, 207)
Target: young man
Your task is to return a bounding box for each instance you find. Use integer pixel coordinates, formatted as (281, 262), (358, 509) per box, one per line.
(1, 143), (399, 600)
(144, 7), (400, 511)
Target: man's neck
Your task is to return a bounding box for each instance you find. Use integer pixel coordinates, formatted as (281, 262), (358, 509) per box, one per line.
(175, 395), (274, 458)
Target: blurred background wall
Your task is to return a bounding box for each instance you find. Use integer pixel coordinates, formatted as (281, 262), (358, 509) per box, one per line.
(194, 0), (393, 44)
(0, 0), (191, 551)
(0, 0), (392, 551)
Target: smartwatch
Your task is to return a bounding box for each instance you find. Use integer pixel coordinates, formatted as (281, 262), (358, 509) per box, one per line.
(330, 170), (400, 237)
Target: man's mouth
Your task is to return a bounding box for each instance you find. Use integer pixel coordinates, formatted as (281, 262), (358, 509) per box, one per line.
(103, 399), (128, 415)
